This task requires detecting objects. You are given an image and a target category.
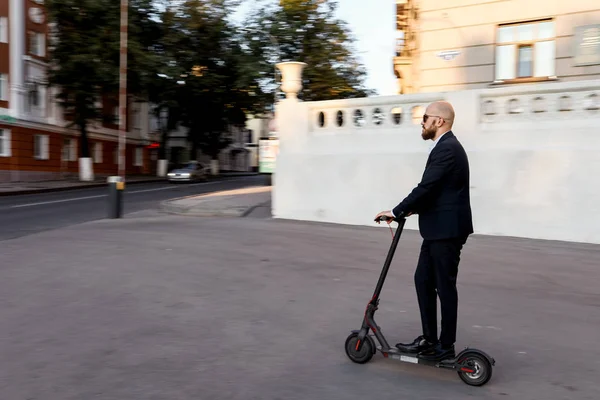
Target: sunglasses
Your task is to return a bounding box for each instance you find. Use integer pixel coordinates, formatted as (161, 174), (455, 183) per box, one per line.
(422, 114), (442, 123)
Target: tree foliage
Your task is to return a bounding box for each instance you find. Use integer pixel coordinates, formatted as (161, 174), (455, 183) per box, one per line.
(45, 0), (119, 157)
(242, 0), (375, 102)
(45, 0), (162, 158)
(171, 0), (265, 159)
(45, 0), (373, 167)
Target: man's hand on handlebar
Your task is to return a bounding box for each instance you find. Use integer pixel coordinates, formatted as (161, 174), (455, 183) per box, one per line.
(374, 210), (395, 224)
(374, 210), (412, 224)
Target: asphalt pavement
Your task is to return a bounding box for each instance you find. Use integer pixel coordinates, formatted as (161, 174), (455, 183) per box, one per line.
(0, 175), (265, 241)
(1, 213), (599, 399)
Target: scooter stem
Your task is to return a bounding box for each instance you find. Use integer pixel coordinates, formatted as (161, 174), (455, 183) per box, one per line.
(372, 218), (406, 302)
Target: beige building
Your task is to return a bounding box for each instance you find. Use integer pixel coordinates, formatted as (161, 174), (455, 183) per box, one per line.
(394, 0), (600, 93)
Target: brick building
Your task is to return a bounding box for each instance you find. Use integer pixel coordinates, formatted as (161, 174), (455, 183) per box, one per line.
(0, 0), (154, 182)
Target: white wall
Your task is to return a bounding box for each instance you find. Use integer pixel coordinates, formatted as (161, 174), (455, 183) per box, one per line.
(273, 79), (600, 244)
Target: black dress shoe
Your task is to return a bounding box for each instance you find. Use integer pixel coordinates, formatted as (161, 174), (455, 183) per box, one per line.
(395, 335), (437, 353)
(418, 343), (456, 361)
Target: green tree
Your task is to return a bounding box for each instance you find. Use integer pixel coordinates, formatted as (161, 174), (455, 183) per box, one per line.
(242, 0), (375, 103)
(145, 4), (187, 162)
(174, 0), (265, 162)
(45, 0), (120, 167)
(45, 0), (161, 179)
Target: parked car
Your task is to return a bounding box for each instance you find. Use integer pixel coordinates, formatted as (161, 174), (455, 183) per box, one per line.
(167, 161), (209, 183)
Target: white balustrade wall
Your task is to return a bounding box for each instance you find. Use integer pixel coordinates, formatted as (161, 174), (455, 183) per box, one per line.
(273, 78), (600, 244)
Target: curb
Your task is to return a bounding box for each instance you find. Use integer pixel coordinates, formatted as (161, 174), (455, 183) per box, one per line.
(0, 179), (165, 197)
(0, 173), (260, 197)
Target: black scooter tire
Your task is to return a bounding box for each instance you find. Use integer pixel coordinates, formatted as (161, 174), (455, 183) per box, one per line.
(345, 333), (374, 364)
(457, 353), (493, 386)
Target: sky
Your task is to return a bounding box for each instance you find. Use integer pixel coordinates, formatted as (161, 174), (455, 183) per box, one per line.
(231, 0), (398, 96)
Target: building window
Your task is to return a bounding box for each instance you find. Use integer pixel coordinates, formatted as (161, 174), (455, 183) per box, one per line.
(134, 147), (143, 166)
(29, 31), (45, 57)
(0, 129), (11, 157)
(62, 138), (76, 161)
(47, 22), (58, 50)
(0, 17), (8, 43)
(517, 45), (533, 77)
(34, 134), (49, 160)
(93, 142), (103, 164)
(495, 19), (555, 82)
(27, 82), (41, 109)
(0, 74), (8, 101)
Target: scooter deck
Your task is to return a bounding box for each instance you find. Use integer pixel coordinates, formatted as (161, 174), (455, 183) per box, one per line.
(376, 346), (457, 369)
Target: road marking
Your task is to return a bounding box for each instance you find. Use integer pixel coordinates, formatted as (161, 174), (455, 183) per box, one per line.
(9, 178), (246, 209)
(10, 194), (106, 208)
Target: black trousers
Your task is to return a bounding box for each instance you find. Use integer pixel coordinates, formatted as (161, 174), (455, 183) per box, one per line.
(414, 237), (467, 347)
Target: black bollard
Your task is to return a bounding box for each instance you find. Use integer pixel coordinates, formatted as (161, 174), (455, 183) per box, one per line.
(107, 176), (125, 218)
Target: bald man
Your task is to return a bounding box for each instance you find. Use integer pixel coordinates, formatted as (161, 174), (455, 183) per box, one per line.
(375, 101), (473, 362)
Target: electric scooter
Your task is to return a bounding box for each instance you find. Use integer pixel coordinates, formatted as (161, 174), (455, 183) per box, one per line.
(344, 214), (495, 387)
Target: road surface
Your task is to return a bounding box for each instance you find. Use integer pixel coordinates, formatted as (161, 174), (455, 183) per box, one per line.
(1, 213), (599, 399)
(0, 175), (265, 240)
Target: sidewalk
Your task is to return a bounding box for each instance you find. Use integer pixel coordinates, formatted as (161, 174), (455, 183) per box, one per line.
(3, 211), (600, 398)
(0, 172), (259, 196)
(160, 185), (271, 217)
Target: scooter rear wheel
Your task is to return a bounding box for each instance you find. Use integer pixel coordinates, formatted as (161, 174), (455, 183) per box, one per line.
(456, 352), (493, 386)
(344, 333), (374, 364)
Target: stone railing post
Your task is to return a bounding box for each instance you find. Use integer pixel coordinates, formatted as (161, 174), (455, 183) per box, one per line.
(272, 61), (308, 218)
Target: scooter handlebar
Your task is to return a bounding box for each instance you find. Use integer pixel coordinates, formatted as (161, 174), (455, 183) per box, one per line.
(375, 212), (406, 223)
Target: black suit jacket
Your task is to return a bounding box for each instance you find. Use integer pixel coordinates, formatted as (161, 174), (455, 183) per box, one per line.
(392, 131), (473, 241)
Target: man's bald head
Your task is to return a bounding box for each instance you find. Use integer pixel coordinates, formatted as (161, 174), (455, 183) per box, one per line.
(427, 101), (455, 125)
(421, 101), (456, 141)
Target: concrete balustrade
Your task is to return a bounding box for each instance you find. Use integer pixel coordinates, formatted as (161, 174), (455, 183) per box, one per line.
(273, 61), (600, 244)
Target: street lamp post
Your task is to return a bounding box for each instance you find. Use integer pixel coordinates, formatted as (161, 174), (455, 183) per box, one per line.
(118, 0), (128, 180)
(108, 0), (128, 218)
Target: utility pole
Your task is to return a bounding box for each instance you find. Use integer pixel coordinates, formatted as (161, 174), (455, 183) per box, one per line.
(108, 0), (128, 219)
(118, 0), (128, 179)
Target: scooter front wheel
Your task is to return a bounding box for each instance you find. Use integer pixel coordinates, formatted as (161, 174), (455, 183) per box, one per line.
(344, 333), (374, 364)
(456, 352), (493, 386)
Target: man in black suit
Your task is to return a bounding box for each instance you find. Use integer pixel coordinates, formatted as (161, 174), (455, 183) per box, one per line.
(375, 101), (473, 362)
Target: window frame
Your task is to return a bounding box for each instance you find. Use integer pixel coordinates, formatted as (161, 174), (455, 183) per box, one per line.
(0, 128), (11, 157)
(493, 18), (557, 85)
(134, 147), (143, 167)
(29, 31), (46, 57)
(0, 74), (8, 101)
(62, 138), (76, 161)
(33, 134), (49, 160)
(93, 142), (103, 164)
(0, 17), (8, 43)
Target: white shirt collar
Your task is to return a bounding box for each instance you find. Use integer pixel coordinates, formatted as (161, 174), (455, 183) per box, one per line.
(429, 130), (450, 153)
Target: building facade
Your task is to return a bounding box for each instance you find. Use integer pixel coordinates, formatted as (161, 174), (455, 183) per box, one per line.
(394, 0), (600, 93)
(155, 120), (257, 174)
(0, 0), (154, 182)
